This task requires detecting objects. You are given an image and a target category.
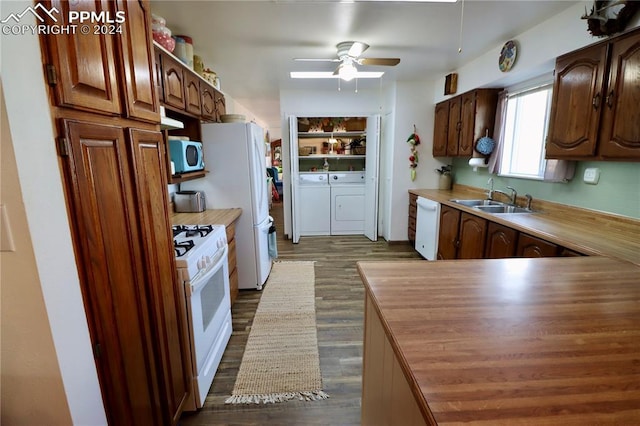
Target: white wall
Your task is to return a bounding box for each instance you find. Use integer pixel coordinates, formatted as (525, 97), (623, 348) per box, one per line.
(0, 1), (107, 424)
(385, 80), (448, 242)
(433, 3), (640, 101)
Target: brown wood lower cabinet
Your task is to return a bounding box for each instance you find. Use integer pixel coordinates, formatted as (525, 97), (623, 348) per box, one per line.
(457, 213), (487, 259)
(437, 205), (460, 260)
(516, 233), (560, 257)
(60, 120), (189, 424)
(485, 222), (518, 258)
(362, 295), (428, 426)
(437, 207), (487, 260)
(408, 194), (417, 244)
(225, 221), (240, 306)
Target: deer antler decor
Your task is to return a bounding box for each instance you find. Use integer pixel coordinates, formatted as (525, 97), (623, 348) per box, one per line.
(581, 0), (640, 37)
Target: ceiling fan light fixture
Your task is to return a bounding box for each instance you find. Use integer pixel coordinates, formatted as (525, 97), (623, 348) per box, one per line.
(290, 71), (384, 79)
(338, 62), (358, 81)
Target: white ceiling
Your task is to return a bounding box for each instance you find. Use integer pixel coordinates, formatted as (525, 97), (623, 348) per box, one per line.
(150, 0), (579, 127)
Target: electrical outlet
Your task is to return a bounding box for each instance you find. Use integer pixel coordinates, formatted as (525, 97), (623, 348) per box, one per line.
(583, 167), (600, 185)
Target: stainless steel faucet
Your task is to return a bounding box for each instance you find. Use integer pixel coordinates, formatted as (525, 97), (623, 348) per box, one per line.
(486, 178), (494, 200)
(493, 186), (518, 205)
(506, 186), (517, 205)
(524, 194), (533, 210)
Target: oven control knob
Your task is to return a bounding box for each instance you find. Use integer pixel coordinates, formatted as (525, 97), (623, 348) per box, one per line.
(217, 239), (225, 249)
(204, 256), (211, 267)
(197, 258), (205, 270)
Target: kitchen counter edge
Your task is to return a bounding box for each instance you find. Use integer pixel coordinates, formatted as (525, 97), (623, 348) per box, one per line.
(171, 208), (242, 227)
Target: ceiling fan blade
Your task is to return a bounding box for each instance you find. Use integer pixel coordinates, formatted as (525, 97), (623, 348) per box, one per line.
(359, 58), (400, 66)
(347, 41), (369, 57)
(294, 58), (340, 62)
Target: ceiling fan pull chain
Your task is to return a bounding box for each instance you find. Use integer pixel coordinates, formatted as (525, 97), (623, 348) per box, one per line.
(458, 0), (465, 53)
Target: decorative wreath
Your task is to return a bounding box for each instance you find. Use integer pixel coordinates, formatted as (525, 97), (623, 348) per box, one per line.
(407, 125), (420, 181)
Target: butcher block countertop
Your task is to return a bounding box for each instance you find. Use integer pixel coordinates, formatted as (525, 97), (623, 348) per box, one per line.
(410, 186), (640, 265)
(171, 208), (242, 227)
(358, 257), (640, 425)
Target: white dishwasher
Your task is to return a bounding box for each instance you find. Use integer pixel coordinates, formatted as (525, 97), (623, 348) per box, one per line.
(415, 197), (440, 260)
(299, 172), (330, 236)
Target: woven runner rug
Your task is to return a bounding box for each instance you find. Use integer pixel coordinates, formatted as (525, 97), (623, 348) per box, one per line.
(225, 261), (328, 404)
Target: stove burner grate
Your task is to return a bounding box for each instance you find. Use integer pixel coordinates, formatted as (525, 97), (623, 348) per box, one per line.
(185, 224), (213, 238)
(172, 224), (214, 239)
(174, 239), (195, 257)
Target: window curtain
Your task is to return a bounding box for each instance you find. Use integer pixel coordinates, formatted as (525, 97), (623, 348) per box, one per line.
(487, 90), (507, 174)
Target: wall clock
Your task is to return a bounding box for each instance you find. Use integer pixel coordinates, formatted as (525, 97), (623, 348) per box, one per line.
(498, 40), (517, 73)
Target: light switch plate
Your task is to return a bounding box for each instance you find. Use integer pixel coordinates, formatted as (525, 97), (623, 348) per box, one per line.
(583, 167), (600, 185)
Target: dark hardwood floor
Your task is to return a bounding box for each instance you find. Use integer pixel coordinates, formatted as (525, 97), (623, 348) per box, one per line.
(179, 200), (421, 425)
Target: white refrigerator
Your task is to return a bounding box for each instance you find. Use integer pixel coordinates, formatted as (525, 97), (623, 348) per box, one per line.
(182, 122), (273, 290)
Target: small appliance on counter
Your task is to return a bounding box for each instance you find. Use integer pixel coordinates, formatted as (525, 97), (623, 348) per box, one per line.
(174, 190), (206, 213)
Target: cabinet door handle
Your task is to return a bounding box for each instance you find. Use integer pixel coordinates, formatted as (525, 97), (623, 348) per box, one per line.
(606, 91), (615, 108)
(592, 93), (601, 110)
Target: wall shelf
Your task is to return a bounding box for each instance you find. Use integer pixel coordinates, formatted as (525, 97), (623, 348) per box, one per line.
(299, 154), (366, 159)
(298, 131), (365, 139)
(170, 170), (208, 184)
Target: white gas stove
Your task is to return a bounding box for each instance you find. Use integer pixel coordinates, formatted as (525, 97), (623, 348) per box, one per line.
(172, 223), (231, 410)
(172, 224), (227, 280)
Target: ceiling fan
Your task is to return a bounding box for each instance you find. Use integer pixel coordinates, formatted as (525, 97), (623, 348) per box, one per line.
(294, 41), (400, 81)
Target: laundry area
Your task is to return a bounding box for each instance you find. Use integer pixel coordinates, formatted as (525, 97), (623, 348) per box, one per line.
(289, 116), (379, 243)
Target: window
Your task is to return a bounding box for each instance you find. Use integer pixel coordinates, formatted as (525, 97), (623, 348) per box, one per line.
(499, 84), (553, 180)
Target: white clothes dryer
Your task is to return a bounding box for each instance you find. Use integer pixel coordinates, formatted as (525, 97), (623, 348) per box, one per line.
(329, 172), (366, 235)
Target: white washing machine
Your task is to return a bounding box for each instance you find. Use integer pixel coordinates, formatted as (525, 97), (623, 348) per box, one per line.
(299, 172), (330, 236)
(329, 172), (366, 235)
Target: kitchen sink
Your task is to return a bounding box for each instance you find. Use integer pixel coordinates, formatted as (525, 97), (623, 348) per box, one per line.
(473, 204), (534, 214)
(450, 199), (504, 207)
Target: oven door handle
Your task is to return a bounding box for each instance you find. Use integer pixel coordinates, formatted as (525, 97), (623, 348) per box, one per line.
(189, 244), (228, 294)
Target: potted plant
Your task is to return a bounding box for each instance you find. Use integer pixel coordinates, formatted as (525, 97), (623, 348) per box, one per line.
(435, 165), (453, 190)
(321, 117), (343, 132)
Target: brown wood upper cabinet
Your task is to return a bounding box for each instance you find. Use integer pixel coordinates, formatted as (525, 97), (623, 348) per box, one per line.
(42, 0), (159, 122)
(200, 82), (216, 121)
(214, 88), (227, 120)
(433, 89), (500, 157)
(155, 46), (225, 122)
(184, 72), (202, 116)
(598, 30), (640, 158)
(160, 52), (187, 110)
(546, 28), (640, 160)
(117, 0), (160, 122)
(43, 0), (122, 116)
